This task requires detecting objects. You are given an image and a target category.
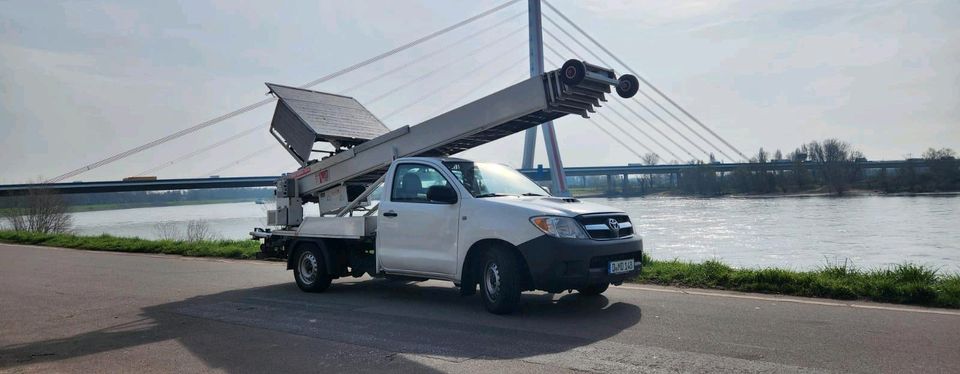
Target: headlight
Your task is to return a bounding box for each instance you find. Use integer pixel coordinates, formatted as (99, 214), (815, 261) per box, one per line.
(529, 216), (588, 239)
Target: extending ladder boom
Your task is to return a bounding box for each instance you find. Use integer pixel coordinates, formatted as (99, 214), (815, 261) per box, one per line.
(267, 59), (638, 202)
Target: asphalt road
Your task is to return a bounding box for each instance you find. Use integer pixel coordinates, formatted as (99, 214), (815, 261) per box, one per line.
(1, 244), (958, 373)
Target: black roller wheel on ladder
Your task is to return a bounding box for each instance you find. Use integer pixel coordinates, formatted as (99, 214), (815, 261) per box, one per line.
(560, 59), (586, 86)
(616, 74), (640, 98)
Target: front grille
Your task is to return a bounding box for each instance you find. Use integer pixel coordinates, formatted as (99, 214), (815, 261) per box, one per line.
(576, 214), (634, 240)
(589, 251), (643, 269)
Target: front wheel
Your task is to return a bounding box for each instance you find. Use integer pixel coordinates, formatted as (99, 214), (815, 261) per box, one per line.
(480, 247), (523, 314)
(577, 283), (609, 296)
(294, 246), (332, 293)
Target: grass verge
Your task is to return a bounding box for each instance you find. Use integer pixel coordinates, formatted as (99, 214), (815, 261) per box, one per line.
(1, 230), (957, 309)
(0, 230), (259, 259)
(637, 254), (960, 309)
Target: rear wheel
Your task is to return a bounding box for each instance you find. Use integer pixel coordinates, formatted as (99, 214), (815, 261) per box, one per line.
(480, 247), (523, 314)
(294, 246), (332, 292)
(577, 283), (609, 296)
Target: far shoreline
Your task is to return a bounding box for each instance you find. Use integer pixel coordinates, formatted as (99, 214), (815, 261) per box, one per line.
(65, 198), (263, 213)
(578, 189), (960, 199)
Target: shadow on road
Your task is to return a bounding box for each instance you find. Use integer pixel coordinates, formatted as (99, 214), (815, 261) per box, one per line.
(0, 279), (642, 372)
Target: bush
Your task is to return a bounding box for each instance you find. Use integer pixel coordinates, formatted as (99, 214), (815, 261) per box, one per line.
(1, 190), (72, 233)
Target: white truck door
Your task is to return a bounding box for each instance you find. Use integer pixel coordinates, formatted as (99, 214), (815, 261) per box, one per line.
(377, 162), (460, 276)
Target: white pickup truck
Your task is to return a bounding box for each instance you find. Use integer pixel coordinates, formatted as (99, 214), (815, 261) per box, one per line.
(253, 59), (644, 313)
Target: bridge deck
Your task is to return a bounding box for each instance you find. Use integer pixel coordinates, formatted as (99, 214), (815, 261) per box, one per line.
(0, 160), (925, 196)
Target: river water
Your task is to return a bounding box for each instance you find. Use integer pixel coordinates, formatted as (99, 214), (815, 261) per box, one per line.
(65, 195), (960, 271)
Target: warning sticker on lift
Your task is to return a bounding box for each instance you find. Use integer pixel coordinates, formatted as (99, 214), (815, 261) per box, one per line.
(316, 170), (330, 184)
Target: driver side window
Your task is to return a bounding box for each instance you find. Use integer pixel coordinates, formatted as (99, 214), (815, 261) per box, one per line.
(390, 164), (451, 203)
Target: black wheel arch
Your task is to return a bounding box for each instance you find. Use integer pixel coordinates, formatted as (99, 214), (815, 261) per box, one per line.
(287, 239), (336, 277)
(460, 239), (534, 294)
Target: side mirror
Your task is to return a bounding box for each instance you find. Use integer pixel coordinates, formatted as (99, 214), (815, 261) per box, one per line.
(427, 185), (458, 204)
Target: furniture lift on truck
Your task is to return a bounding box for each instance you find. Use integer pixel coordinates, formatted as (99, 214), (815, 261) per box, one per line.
(252, 59), (645, 314)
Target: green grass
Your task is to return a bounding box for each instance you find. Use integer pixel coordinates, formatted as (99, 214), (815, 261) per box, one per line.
(0, 230), (260, 259)
(637, 254), (960, 308)
(1, 230), (957, 309)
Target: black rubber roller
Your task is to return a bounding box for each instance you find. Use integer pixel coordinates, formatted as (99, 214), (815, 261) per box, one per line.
(560, 59), (586, 86)
(616, 74), (640, 98)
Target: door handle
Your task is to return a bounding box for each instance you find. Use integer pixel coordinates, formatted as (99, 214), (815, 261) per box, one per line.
(383, 211), (398, 217)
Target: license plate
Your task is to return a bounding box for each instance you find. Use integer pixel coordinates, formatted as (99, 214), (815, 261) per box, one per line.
(608, 259), (635, 274)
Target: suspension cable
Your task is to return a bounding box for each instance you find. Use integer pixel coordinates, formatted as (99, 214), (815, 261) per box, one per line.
(544, 2), (746, 161)
(136, 123), (264, 176)
(429, 62), (527, 118)
(45, 0), (523, 183)
(543, 20), (712, 160)
(539, 58), (651, 161)
(365, 24), (526, 106)
(202, 145), (275, 177)
(542, 1), (748, 161)
(543, 16), (715, 161)
(544, 48), (685, 161)
(380, 43), (527, 121)
(341, 10), (525, 95)
(139, 14), (527, 177)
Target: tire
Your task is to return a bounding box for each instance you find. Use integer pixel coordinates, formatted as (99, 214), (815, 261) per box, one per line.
(293, 245), (332, 293)
(560, 59), (586, 86)
(577, 283), (609, 296)
(616, 74), (640, 98)
(480, 247), (523, 314)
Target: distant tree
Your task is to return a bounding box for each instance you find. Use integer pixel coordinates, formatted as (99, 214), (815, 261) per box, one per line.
(923, 147), (956, 160)
(641, 153), (660, 166)
(922, 148), (959, 191)
(809, 139), (858, 195)
(771, 149), (785, 191)
(678, 161), (720, 196)
(785, 146), (813, 191)
(709, 153), (717, 163)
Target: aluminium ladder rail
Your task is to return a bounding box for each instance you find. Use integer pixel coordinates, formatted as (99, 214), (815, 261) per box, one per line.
(270, 59), (634, 198)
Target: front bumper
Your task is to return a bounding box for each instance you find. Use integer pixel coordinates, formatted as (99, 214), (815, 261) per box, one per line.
(516, 235), (643, 293)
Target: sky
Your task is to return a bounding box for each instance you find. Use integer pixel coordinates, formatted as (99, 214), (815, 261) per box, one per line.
(0, 0), (957, 183)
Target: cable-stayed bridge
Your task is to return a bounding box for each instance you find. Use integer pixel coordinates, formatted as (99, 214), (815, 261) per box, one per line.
(0, 160), (925, 197)
(9, 0), (751, 194)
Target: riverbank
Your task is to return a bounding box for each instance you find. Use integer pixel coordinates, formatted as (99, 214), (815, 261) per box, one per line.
(0, 198), (263, 215)
(66, 198), (262, 213)
(574, 188), (960, 199)
(1, 230), (957, 308)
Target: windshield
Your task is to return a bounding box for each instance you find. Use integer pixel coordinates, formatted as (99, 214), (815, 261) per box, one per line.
(443, 161), (549, 197)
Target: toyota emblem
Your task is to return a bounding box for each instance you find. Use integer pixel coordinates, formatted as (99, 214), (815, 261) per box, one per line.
(607, 218), (620, 235)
